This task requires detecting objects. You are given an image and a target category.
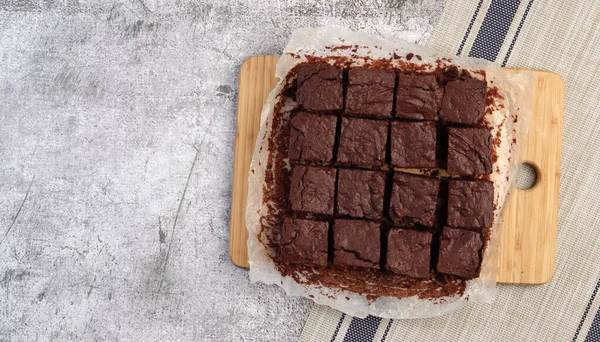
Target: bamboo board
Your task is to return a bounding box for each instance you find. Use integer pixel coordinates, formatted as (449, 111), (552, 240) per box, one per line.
(229, 56), (563, 284)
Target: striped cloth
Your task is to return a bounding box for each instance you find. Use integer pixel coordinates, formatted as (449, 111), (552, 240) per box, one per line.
(300, 0), (600, 341)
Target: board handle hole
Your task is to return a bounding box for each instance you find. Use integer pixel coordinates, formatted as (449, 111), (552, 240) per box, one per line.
(516, 163), (538, 190)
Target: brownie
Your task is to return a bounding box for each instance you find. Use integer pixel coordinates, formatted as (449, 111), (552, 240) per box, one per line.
(337, 117), (388, 167)
(437, 226), (482, 278)
(447, 127), (493, 176)
(296, 63), (343, 112)
(337, 169), (386, 219)
(289, 111), (338, 163)
(395, 74), (443, 120)
(389, 173), (440, 227)
(447, 180), (494, 229)
(277, 217), (329, 267)
(289, 165), (337, 215)
(386, 229), (432, 278)
(390, 121), (437, 168)
(345, 68), (395, 118)
(440, 77), (487, 125)
(333, 219), (380, 269)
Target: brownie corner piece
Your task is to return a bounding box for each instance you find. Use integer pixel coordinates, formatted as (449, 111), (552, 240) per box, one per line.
(345, 67), (395, 118)
(289, 165), (337, 215)
(395, 73), (443, 120)
(337, 117), (388, 167)
(447, 127), (493, 176)
(277, 217), (329, 267)
(386, 228), (432, 278)
(436, 226), (483, 278)
(390, 120), (437, 168)
(337, 169), (386, 219)
(289, 111), (337, 163)
(389, 173), (440, 227)
(440, 77), (487, 125)
(447, 179), (494, 229)
(296, 63), (343, 112)
(333, 219), (381, 269)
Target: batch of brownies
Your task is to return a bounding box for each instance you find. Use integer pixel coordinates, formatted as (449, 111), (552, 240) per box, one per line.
(276, 62), (494, 280)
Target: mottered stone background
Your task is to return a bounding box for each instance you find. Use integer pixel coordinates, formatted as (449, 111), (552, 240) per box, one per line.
(0, 1), (442, 340)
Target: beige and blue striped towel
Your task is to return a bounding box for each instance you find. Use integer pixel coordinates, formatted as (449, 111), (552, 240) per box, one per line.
(300, 0), (600, 340)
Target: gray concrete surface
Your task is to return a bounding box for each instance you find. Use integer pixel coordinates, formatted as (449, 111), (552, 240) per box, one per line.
(0, 1), (442, 340)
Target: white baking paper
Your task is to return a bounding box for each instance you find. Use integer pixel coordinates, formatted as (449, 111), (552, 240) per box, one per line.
(246, 27), (532, 319)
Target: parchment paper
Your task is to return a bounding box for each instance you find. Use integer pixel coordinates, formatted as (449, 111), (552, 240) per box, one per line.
(246, 27), (532, 318)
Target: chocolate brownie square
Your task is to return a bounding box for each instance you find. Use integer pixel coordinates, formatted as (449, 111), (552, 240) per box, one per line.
(390, 121), (437, 168)
(345, 68), (395, 118)
(447, 180), (494, 229)
(437, 226), (483, 278)
(337, 169), (386, 219)
(440, 77), (487, 125)
(296, 63), (343, 112)
(289, 165), (336, 215)
(389, 173), (440, 227)
(277, 217), (329, 267)
(333, 219), (380, 269)
(395, 74), (443, 120)
(289, 111), (338, 163)
(337, 117), (388, 167)
(386, 229), (432, 278)
(447, 127), (493, 176)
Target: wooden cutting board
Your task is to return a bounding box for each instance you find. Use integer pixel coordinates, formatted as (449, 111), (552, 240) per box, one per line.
(229, 56), (564, 285)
